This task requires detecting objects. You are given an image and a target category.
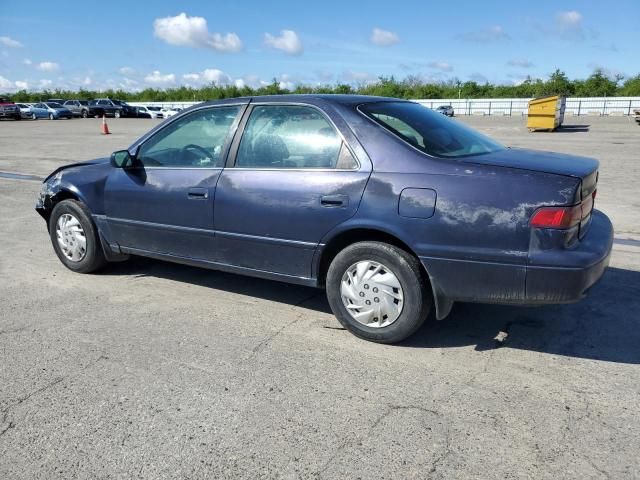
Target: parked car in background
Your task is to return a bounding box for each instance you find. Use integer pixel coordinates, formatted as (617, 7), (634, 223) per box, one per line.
(89, 99), (123, 118)
(16, 103), (34, 119)
(435, 105), (454, 117)
(63, 100), (95, 118)
(136, 106), (164, 119)
(35, 95), (612, 344)
(111, 100), (137, 117)
(162, 107), (182, 118)
(146, 106), (165, 119)
(634, 108), (640, 124)
(0, 98), (21, 120)
(30, 102), (73, 120)
(47, 98), (66, 104)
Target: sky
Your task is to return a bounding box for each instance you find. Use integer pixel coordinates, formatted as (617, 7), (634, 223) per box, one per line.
(0, 0), (638, 92)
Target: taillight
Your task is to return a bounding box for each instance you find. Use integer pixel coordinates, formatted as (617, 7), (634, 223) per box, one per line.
(530, 191), (595, 229)
(530, 205), (582, 229)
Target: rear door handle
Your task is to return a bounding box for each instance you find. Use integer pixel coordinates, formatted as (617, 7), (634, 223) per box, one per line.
(320, 194), (348, 207)
(187, 187), (209, 200)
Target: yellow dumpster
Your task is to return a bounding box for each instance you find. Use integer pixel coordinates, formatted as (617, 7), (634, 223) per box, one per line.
(527, 95), (566, 131)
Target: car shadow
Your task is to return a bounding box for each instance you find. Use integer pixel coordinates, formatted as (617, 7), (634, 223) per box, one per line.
(555, 124), (590, 133)
(102, 259), (639, 364)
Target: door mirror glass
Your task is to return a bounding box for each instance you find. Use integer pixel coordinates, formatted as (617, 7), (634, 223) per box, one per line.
(111, 150), (132, 168)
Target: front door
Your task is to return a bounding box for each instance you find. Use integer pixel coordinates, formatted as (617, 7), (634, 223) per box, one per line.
(214, 104), (371, 278)
(104, 105), (243, 261)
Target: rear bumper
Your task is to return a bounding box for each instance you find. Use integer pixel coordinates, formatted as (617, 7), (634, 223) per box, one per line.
(525, 210), (613, 303)
(420, 210), (613, 316)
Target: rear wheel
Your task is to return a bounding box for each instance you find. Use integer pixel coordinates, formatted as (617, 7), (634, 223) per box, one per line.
(326, 241), (431, 343)
(49, 200), (106, 273)
(49, 113), (54, 120)
(31, 113), (37, 120)
(81, 110), (88, 118)
(114, 110), (121, 118)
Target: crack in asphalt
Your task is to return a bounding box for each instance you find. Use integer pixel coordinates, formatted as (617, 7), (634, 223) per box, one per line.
(251, 292), (323, 354)
(0, 376), (65, 436)
(315, 404), (449, 479)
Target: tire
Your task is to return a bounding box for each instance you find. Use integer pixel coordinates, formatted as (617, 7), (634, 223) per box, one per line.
(49, 113), (54, 120)
(114, 110), (121, 119)
(48, 199), (106, 274)
(31, 113), (37, 120)
(81, 110), (88, 118)
(326, 241), (431, 344)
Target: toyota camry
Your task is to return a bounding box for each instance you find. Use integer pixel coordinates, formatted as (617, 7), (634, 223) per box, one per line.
(36, 95), (613, 343)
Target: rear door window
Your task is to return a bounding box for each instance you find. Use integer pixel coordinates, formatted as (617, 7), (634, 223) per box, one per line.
(235, 105), (357, 169)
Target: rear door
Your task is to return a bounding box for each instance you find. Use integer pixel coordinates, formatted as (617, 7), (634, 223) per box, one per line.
(104, 104), (245, 261)
(213, 103), (371, 278)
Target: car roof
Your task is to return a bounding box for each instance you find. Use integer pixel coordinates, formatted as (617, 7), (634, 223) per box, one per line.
(200, 94), (408, 108)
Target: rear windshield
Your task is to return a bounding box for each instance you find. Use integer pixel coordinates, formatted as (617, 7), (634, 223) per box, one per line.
(359, 101), (504, 158)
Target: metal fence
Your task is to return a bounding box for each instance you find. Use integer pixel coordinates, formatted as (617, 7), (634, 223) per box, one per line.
(127, 97), (640, 116)
(414, 97), (640, 116)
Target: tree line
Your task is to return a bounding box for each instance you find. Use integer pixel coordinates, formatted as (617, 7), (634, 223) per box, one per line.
(6, 69), (640, 103)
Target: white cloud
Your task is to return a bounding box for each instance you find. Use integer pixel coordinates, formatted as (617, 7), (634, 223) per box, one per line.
(37, 61), (60, 72)
(83, 76), (92, 86)
(15, 80), (28, 90)
(556, 10), (582, 27)
(458, 25), (509, 43)
(182, 68), (233, 86)
(0, 75), (13, 89)
(555, 10), (587, 40)
(234, 78), (246, 89)
(0, 36), (23, 48)
(507, 58), (534, 68)
(22, 58), (32, 65)
(153, 12), (242, 52)
(370, 28), (399, 46)
(426, 61), (453, 72)
(144, 70), (176, 86)
(264, 30), (303, 55)
(119, 66), (136, 75)
(277, 74), (295, 90)
(343, 70), (376, 83)
(39, 79), (53, 89)
(183, 73), (201, 82)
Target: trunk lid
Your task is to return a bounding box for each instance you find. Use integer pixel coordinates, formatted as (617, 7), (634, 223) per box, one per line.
(466, 147), (599, 239)
(465, 147), (598, 180)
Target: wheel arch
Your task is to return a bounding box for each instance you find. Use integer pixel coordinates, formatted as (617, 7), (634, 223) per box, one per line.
(315, 226), (452, 320)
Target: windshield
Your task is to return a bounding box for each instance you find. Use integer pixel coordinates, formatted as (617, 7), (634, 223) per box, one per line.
(46, 102), (63, 108)
(148, 107), (161, 111)
(79, 101), (88, 105)
(360, 101), (504, 158)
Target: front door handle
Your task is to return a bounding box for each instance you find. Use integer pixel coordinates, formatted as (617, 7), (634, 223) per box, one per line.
(320, 194), (348, 207)
(187, 187), (209, 200)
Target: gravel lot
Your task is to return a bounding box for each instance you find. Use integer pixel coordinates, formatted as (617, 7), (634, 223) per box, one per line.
(1, 115), (639, 479)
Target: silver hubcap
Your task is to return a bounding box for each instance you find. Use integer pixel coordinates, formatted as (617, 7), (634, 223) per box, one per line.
(56, 213), (87, 262)
(340, 260), (404, 328)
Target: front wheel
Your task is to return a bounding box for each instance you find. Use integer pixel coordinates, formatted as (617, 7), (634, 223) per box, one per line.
(326, 241), (431, 344)
(81, 110), (88, 118)
(48, 200), (106, 273)
(114, 111), (121, 118)
(31, 113), (37, 120)
(49, 113), (54, 120)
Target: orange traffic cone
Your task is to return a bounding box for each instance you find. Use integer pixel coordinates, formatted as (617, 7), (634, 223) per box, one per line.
(101, 115), (111, 135)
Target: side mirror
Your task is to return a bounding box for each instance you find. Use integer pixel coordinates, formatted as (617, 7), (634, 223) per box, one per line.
(111, 150), (133, 168)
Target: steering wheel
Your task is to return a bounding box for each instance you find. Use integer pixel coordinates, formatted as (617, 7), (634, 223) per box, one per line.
(182, 144), (212, 166)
